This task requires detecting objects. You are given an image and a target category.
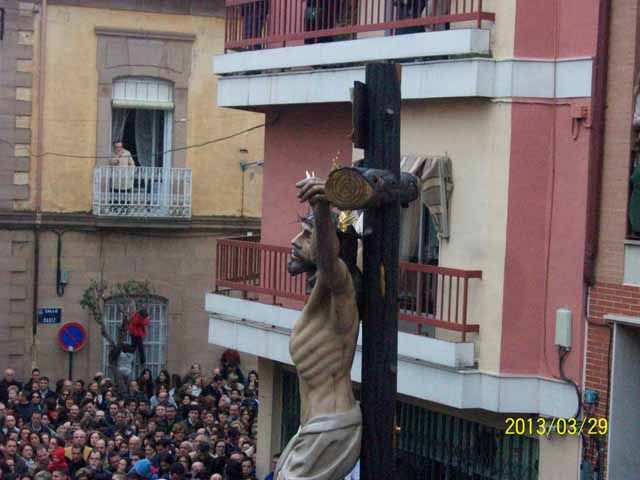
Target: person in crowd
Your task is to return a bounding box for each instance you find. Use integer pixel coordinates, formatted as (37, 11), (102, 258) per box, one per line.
(128, 309), (151, 368)
(262, 453), (280, 480)
(3, 438), (27, 476)
(241, 458), (256, 480)
(38, 378), (56, 402)
(137, 370), (154, 401)
(0, 370), (23, 405)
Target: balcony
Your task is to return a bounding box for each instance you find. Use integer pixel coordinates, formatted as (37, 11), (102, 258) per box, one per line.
(215, 238), (482, 340)
(224, 0), (494, 51)
(92, 166), (192, 219)
(208, 239), (578, 416)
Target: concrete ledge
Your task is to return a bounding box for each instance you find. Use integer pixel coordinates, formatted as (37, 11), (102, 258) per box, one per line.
(205, 293), (475, 368)
(208, 309), (577, 417)
(214, 29), (490, 74)
(216, 58), (594, 108)
(604, 314), (640, 327)
(0, 212), (260, 233)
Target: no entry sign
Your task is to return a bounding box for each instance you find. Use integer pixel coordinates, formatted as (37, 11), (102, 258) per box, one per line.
(57, 322), (87, 352)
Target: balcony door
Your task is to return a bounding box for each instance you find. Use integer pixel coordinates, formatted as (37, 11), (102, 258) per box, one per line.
(112, 78), (174, 210)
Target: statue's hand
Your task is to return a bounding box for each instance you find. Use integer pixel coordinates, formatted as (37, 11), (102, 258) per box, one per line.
(296, 177), (327, 205)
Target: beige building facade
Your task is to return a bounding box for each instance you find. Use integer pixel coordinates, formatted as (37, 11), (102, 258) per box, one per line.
(0, 0), (263, 379)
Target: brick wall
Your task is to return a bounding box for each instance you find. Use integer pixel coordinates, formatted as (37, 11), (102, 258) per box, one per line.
(585, 282), (640, 478)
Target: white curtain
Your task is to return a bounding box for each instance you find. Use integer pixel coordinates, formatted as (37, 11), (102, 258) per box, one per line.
(135, 110), (154, 167)
(112, 109), (129, 144)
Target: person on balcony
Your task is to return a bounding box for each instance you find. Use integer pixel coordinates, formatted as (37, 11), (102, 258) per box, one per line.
(394, 0), (449, 35)
(111, 141), (136, 192)
(304, 0), (338, 44)
(394, 0), (427, 34)
(242, 0), (269, 50)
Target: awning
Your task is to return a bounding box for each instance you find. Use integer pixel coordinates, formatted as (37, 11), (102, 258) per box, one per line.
(420, 156), (453, 240)
(352, 155), (453, 265)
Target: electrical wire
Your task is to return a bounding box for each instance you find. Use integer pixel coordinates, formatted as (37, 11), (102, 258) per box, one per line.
(558, 347), (583, 419)
(30, 121), (268, 160)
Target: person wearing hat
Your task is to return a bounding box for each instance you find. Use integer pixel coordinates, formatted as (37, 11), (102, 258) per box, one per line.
(48, 448), (68, 472)
(128, 459), (157, 480)
(73, 468), (91, 480)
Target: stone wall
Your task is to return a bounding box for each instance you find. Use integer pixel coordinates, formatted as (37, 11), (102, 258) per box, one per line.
(1, 228), (257, 379)
(0, 1), (35, 209)
(0, 230), (34, 373)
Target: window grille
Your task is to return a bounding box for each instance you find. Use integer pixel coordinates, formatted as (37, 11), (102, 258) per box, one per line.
(101, 297), (168, 378)
(281, 369), (540, 479)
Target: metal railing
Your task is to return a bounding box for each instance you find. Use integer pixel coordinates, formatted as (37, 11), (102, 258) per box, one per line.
(216, 238), (309, 303)
(215, 238), (481, 338)
(398, 261), (481, 341)
(225, 0), (495, 51)
(93, 166), (192, 218)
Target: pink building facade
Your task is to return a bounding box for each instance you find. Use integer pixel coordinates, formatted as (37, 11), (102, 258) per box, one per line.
(208, 1), (616, 477)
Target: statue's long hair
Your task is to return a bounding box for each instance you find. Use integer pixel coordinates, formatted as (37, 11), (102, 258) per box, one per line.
(337, 225), (364, 320)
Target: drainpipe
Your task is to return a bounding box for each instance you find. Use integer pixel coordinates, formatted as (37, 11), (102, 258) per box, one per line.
(32, 0), (48, 367)
(584, 0), (612, 285)
(36, 0), (46, 211)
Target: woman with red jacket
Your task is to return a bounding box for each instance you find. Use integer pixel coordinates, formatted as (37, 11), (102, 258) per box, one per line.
(128, 308), (150, 366)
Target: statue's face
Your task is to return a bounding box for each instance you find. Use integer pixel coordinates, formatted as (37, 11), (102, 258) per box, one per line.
(288, 221), (317, 276)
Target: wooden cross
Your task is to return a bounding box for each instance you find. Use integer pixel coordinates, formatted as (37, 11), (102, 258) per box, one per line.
(325, 63), (418, 480)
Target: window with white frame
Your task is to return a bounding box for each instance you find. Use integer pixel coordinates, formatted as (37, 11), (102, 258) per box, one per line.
(111, 78), (173, 168)
(101, 297), (168, 378)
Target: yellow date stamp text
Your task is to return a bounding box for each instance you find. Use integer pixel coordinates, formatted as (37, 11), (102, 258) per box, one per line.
(505, 417), (608, 437)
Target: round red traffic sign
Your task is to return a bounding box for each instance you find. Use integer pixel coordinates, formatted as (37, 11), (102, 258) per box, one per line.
(57, 322), (87, 352)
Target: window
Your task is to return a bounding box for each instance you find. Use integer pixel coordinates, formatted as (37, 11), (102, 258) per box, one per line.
(101, 297), (168, 378)
(111, 78), (173, 168)
(0, 9), (5, 41)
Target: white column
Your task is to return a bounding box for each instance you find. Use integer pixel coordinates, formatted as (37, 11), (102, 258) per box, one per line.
(256, 357), (283, 479)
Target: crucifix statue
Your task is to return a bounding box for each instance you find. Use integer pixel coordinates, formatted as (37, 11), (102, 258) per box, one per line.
(274, 173), (363, 480)
(276, 63), (417, 480)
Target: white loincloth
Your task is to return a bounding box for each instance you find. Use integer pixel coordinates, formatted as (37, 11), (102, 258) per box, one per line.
(275, 403), (362, 480)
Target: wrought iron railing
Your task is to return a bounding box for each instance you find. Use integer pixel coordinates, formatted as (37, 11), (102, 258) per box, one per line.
(225, 0), (495, 51)
(215, 238), (481, 338)
(92, 166), (192, 218)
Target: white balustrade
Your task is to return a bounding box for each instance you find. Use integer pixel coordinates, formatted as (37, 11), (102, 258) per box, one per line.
(92, 166), (192, 218)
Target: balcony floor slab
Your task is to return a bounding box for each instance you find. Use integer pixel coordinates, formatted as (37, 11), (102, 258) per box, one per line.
(216, 57), (593, 108)
(206, 294), (577, 417)
(215, 29), (491, 74)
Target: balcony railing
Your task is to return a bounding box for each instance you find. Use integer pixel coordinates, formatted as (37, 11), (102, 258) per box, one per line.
(215, 238), (481, 340)
(93, 166), (192, 218)
(225, 0), (495, 51)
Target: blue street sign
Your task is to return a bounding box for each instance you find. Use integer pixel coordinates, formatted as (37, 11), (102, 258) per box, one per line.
(57, 322), (87, 352)
(38, 308), (62, 324)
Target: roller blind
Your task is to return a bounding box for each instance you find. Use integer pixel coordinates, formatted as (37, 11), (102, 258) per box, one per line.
(112, 78), (174, 110)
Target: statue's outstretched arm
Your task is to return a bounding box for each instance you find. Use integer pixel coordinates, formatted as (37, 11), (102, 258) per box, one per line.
(296, 177), (343, 291)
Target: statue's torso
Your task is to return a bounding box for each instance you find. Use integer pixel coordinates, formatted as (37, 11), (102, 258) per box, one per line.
(290, 261), (360, 425)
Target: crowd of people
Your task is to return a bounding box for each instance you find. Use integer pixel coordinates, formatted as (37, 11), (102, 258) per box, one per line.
(0, 349), (275, 480)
